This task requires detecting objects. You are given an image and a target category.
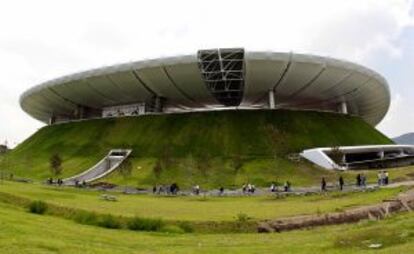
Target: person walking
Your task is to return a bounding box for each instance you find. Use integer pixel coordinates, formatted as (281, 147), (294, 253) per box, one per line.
(384, 171), (389, 185)
(242, 183), (247, 194)
(193, 185), (200, 195)
(284, 181), (291, 192)
(377, 171), (383, 186)
(247, 183), (252, 193)
(270, 183), (276, 192)
(361, 174), (366, 188)
(321, 177), (327, 192)
(356, 174), (361, 187)
(219, 186), (224, 196)
(339, 176), (344, 191)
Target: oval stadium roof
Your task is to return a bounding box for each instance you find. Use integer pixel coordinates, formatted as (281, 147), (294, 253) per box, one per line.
(20, 48), (390, 125)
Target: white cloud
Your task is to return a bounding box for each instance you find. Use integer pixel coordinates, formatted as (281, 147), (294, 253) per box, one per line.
(377, 93), (414, 137)
(0, 0), (414, 146)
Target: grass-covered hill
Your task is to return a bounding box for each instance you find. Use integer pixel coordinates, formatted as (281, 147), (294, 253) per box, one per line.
(1, 109), (392, 187)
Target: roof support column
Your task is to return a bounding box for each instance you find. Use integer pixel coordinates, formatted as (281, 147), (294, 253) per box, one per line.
(268, 89), (275, 109)
(154, 96), (163, 112)
(146, 96), (165, 113)
(379, 150), (384, 160)
(48, 115), (56, 125)
(338, 101), (348, 114)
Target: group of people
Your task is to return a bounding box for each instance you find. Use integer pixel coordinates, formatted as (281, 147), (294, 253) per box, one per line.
(377, 171), (389, 186)
(321, 176), (345, 191)
(46, 178), (89, 187)
(46, 178), (64, 186)
(190, 185), (225, 195)
(269, 181), (292, 192)
(242, 183), (256, 194)
(153, 183), (180, 195)
(74, 180), (87, 188)
(355, 173), (367, 187)
(319, 171), (391, 192)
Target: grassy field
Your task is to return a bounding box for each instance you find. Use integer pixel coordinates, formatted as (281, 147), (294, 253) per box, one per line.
(0, 109), (392, 188)
(0, 196), (414, 253)
(0, 181), (406, 222)
(0, 180), (413, 252)
(1, 109), (412, 252)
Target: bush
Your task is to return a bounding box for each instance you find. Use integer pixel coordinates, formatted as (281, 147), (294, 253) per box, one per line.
(50, 153), (63, 176)
(178, 221), (194, 233)
(127, 217), (164, 231)
(72, 210), (98, 225)
(97, 214), (122, 229)
(28, 200), (48, 214)
(236, 213), (250, 223)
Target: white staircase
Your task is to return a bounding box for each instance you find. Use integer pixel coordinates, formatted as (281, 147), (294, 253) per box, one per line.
(63, 149), (132, 185)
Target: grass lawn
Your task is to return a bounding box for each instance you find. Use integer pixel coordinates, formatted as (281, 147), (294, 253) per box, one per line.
(0, 199), (413, 253)
(0, 181), (406, 222)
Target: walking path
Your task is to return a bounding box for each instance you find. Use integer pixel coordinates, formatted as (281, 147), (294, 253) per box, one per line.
(98, 179), (414, 196)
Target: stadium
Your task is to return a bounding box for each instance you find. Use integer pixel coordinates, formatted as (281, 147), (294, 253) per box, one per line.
(20, 48), (390, 125)
(9, 47), (414, 187)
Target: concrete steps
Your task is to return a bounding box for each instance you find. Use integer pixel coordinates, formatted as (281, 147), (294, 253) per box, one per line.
(63, 149), (132, 185)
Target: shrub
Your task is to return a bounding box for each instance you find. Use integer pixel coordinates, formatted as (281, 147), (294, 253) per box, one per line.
(236, 213), (250, 223)
(329, 146), (344, 165)
(127, 217), (164, 231)
(119, 159), (132, 179)
(28, 200), (48, 214)
(153, 160), (163, 179)
(50, 154), (63, 176)
(178, 221), (194, 233)
(72, 210), (98, 225)
(97, 214), (122, 229)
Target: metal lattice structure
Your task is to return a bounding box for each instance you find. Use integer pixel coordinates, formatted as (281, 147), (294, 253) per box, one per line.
(197, 48), (244, 106)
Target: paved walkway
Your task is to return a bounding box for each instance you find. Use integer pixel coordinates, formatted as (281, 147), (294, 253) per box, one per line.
(99, 179), (414, 196)
(384, 180), (414, 188)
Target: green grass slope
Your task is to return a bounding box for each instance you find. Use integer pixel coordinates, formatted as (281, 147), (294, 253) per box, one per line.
(0, 187), (413, 253)
(1, 109), (392, 187)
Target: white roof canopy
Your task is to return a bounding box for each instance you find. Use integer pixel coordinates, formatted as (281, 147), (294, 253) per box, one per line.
(20, 49), (390, 125)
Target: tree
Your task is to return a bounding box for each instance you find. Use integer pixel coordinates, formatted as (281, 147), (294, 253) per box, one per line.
(118, 159), (132, 179)
(329, 146), (345, 166)
(50, 154), (63, 176)
(153, 160), (162, 179)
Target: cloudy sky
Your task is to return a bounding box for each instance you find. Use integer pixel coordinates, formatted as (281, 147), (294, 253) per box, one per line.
(0, 0), (413, 147)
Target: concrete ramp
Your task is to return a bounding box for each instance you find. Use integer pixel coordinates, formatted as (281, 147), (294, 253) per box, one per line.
(63, 149), (132, 185)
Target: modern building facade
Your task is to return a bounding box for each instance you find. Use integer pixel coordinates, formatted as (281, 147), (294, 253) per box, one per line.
(301, 145), (414, 170)
(20, 48), (390, 125)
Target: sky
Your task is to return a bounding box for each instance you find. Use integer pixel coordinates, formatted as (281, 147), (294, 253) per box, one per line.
(0, 0), (414, 147)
